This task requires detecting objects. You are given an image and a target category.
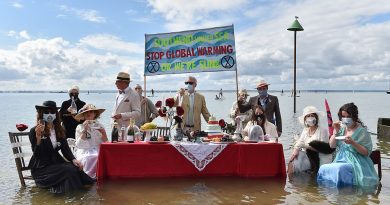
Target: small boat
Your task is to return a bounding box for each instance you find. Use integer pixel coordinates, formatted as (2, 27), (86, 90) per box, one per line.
(387, 80), (390, 94)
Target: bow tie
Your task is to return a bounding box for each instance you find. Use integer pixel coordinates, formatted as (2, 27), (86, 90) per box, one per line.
(119, 90), (125, 94)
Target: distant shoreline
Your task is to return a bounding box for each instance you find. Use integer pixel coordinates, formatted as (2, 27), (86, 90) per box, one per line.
(0, 90), (388, 93)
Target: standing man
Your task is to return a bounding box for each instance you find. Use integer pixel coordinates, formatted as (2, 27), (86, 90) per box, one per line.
(238, 80), (282, 137)
(134, 84), (158, 127)
(177, 76), (210, 132)
(111, 72), (141, 142)
(60, 85), (86, 139)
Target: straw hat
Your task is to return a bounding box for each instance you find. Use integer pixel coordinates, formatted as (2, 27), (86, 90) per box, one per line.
(116, 72), (131, 82)
(75, 104), (105, 121)
(68, 85), (80, 93)
(35, 100), (60, 110)
(298, 106), (324, 124)
(238, 89), (249, 96)
(256, 80), (270, 88)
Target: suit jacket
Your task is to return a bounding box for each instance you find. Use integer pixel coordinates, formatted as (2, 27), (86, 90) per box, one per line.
(28, 126), (75, 170)
(177, 92), (211, 131)
(59, 98), (86, 139)
(112, 88), (141, 127)
(239, 94), (282, 133)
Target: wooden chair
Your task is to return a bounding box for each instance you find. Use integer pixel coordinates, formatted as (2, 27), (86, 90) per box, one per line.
(151, 126), (171, 137)
(370, 149), (382, 181)
(67, 138), (77, 154)
(9, 132), (33, 187)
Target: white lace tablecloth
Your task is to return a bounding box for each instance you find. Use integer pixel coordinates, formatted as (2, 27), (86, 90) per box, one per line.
(171, 142), (228, 171)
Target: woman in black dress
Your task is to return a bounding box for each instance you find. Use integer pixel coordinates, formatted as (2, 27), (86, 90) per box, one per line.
(28, 100), (94, 193)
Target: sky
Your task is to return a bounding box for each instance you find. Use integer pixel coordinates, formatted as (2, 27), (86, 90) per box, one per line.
(0, 0), (390, 91)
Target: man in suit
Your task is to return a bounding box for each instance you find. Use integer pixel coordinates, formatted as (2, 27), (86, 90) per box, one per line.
(177, 76), (210, 132)
(238, 80), (282, 137)
(134, 84), (158, 127)
(111, 72), (141, 142)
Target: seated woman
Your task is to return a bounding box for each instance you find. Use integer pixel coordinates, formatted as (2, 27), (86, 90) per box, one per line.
(74, 104), (108, 179)
(28, 101), (94, 194)
(242, 106), (278, 141)
(288, 106), (332, 175)
(317, 103), (379, 187)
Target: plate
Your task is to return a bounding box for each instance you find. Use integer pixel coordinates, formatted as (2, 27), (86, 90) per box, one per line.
(335, 136), (346, 140)
(147, 141), (170, 144)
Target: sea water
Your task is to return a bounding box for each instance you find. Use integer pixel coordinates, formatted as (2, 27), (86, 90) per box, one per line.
(1, 91), (390, 204)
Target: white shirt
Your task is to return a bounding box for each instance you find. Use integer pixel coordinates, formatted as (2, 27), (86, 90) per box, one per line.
(115, 87), (130, 109)
(186, 93), (194, 126)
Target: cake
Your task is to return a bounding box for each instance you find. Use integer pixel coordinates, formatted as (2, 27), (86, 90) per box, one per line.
(205, 115), (222, 133)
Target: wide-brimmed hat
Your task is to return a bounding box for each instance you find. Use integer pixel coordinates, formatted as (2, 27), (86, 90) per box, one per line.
(298, 106), (324, 124)
(35, 100), (60, 110)
(256, 80), (270, 88)
(238, 89), (249, 96)
(75, 104), (105, 121)
(116, 72), (131, 82)
(68, 85), (80, 93)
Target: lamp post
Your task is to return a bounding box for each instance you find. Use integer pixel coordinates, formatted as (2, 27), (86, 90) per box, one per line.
(287, 16), (304, 113)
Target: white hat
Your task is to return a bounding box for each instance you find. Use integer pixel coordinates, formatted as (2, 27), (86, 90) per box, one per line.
(298, 106), (324, 124)
(68, 85), (80, 93)
(256, 80), (270, 88)
(75, 104), (105, 121)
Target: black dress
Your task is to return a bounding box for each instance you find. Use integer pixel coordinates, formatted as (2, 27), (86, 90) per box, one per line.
(28, 127), (94, 193)
(59, 98), (86, 139)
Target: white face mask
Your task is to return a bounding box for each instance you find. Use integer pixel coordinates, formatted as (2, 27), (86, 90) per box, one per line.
(187, 84), (194, 93)
(305, 117), (316, 127)
(342, 117), (353, 127)
(43, 113), (56, 123)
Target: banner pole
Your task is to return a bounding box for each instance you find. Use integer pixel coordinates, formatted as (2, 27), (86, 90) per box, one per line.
(235, 67), (239, 100)
(144, 75), (147, 122)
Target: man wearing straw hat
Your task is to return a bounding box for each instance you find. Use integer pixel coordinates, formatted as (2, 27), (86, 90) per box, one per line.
(111, 72), (141, 142)
(238, 80), (282, 137)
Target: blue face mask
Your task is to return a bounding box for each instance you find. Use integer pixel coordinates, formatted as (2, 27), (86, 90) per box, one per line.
(43, 113), (56, 123)
(187, 84), (194, 93)
(341, 117), (353, 127)
(258, 90), (267, 97)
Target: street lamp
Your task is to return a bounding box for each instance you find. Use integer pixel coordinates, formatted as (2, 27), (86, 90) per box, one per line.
(287, 16), (304, 113)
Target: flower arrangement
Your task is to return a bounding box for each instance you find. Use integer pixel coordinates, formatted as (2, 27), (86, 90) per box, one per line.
(155, 98), (184, 129)
(218, 119), (236, 135)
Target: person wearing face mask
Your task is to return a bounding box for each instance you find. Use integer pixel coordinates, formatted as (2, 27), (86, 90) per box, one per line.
(242, 106), (278, 141)
(59, 85), (86, 139)
(238, 80), (282, 137)
(175, 76), (210, 132)
(317, 103), (379, 187)
(288, 106), (331, 175)
(134, 84), (158, 127)
(28, 100), (94, 194)
(229, 89), (252, 129)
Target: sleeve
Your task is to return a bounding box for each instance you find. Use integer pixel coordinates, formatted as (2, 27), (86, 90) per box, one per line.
(201, 95), (211, 122)
(355, 128), (373, 155)
(60, 138), (75, 162)
(75, 124), (90, 149)
(268, 123), (279, 138)
(274, 96), (282, 133)
(229, 102), (238, 119)
(29, 126), (43, 157)
(121, 92), (141, 120)
(148, 99), (159, 119)
(242, 121), (253, 137)
(294, 129), (306, 149)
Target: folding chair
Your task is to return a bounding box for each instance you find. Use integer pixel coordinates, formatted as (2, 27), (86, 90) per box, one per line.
(9, 131), (33, 187)
(370, 149), (382, 181)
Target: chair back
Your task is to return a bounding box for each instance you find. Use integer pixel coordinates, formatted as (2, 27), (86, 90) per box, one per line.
(370, 149), (382, 180)
(152, 127), (171, 137)
(67, 138), (77, 154)
(9, 132), (33, 186)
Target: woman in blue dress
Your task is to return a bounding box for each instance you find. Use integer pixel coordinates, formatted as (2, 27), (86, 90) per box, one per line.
(317, 103), (379, 187)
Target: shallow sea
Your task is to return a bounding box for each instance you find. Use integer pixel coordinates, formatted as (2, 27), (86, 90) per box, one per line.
(1, 91), (390, 204)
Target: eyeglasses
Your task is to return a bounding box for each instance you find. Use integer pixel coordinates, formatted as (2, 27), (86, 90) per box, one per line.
(185, 82), (194, 85)
(43, 110), (56, 114)
(256, 87), (267, 91)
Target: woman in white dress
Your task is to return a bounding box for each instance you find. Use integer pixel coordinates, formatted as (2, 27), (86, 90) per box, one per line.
(242, 106), (278, 141)
(288, 106), (332, 175)
(74, 104), (108, 179)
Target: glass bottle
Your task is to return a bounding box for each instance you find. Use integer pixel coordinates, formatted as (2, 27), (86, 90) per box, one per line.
(127, 119), (139, 143)
(119, 124), (126, 142)
(71, 96), (77, 114)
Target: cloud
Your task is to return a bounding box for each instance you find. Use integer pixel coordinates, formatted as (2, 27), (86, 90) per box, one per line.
(11, 2), (23, 8)
(8, 30), (31, 40)
(59, 5), (106, 23)
(78, 34), (144, 54)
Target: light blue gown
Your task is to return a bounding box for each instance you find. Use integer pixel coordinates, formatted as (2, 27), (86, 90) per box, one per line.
(317, 126), (379, 187)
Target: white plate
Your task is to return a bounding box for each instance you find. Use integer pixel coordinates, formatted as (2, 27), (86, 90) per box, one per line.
(335, 136), (346, 140)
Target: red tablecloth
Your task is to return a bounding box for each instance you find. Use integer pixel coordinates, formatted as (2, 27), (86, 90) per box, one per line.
(97, 142), (286, 180)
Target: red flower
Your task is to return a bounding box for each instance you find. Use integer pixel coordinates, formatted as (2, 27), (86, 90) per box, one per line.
(155, 100), (162, 108)
(165, 98), (175, 108)
(158, 109), (166, 117)
(176, 106), (184, 116)
(16, 124), (28, 131)
(218, 119), (226, 128)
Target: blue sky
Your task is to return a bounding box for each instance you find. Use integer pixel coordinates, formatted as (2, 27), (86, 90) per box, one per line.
(0, 0), (390, 91)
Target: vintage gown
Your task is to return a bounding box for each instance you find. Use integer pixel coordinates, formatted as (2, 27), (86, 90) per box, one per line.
(317, 126), (379, 187)
(28, 127), (94, 193)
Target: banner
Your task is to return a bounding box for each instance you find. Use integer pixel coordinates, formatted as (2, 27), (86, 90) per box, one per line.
(144, 25), (236, 76)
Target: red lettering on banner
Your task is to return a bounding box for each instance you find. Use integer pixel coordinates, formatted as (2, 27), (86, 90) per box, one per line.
(146, 52), (164, 60)
(207, 47), (212, 55)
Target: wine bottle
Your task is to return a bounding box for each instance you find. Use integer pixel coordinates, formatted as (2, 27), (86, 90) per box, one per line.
(127, 119), (139, 143)
(71, 96), (77, 114)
